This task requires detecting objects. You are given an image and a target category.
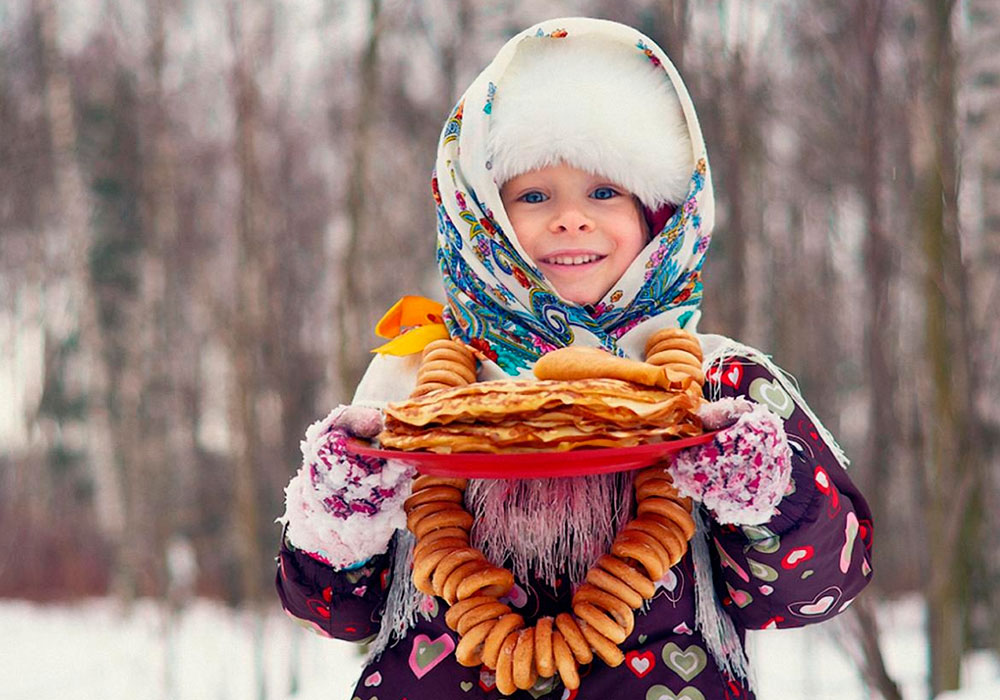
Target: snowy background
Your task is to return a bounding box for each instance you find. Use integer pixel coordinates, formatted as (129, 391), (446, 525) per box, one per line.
(2, 596), (998, 700)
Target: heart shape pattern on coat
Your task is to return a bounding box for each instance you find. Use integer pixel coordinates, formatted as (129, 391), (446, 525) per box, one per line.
(646, 684), (706, 700)
(725, 583), (753, 608)
(789, 585), (843, 618)
(781, 546), (814, 569)
(626, 650), (656, 678)
(747, 558), (778, 582)
(707, 362), (743, 389)
(479, 667), (497, 691)
(363, 671), (382, 687)
(840, 512), (859, 573)
(661, 642), (707, 681)
(749, 377), (794, 419)
(408, 632), (455, 679)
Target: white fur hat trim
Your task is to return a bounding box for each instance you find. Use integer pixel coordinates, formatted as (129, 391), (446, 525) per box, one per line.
(488, 35), (693, 208)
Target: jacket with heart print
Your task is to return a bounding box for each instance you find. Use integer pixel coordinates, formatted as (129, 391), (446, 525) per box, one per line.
(275, 345), (874, 700)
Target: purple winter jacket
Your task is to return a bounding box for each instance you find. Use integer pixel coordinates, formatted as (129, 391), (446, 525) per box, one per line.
(275, 355), (874, 699)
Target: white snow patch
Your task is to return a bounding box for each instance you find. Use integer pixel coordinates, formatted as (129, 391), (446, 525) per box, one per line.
(1, 596), (998, 699)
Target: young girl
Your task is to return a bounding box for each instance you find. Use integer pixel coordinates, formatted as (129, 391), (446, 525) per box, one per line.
(277, 17), (872, 699)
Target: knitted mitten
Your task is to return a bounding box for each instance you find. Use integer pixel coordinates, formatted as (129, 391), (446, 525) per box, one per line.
(282, 405), (414, 568)
(671, 398), (792, 525)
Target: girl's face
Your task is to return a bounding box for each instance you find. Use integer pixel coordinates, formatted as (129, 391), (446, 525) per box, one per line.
(500, 164), (648, 305)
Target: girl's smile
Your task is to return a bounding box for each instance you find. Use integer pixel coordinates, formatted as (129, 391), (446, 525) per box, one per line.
(500, 164), (648, 305)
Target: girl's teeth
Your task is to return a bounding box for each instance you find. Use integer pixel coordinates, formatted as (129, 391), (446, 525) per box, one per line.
(549, 254), (600, 265)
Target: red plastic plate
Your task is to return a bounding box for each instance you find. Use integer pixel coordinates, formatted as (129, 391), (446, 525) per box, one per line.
(347, 432), (716, 479)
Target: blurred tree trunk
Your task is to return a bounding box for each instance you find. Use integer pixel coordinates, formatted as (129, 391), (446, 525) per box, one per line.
(227, 0), (266, 605)
(337, 0), (382, 394)
(963, 0), (1000, 654)
(860, 0), (894, 524)
(855, 4), (903, 698)
(34, 0), (127, 570)
(916, 0), (979, 693)
(657, 0), (688, 72)
(130, 0), (184, 596)
(722, 44), (748, 340)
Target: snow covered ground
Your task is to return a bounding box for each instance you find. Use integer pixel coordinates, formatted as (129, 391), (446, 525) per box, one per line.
(1, 596), (997, 700)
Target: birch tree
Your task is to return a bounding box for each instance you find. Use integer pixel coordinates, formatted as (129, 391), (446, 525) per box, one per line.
(962, 0), (1000, 653)
(913, 0), (980, 692)
(34, 0), (128, 585)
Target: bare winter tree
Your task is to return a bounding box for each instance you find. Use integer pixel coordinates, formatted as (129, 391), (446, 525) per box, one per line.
(911, 0), (982, 693)
(33, 0), (128, 588)
(961, 0), (1000, 656)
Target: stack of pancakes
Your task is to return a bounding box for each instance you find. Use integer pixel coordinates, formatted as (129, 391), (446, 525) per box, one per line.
(379, 346), (703, 453)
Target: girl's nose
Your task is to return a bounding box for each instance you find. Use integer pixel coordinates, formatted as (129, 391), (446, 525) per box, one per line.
(550, 204), (594, 233)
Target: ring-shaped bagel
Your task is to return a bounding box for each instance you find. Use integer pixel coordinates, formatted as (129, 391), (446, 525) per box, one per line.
(573, 601), (628, 644)
(431, 547), (485, 596)
(616, 529), (671, 572)
(418, 360), (476, 383)
(416, 368), (471, 387)
(444, 595), (494, 631)
(455, 600), (512, 636)
(551, 631), (580, 690)
(554, 613), (593, 665)
(412, 508), (475, 538)
(482, 613), (524, 669)
(443, 559), (492, 604)
(494, 631), (519, 695)
(635, 478), (681, 501)
(611, 536), (666, 581)
(413, 535), (468, 563)
(646, 337), (704, 360)
(413, 526), (468, 555)
(513, 628), (538, 690)
(534, 616), (555, 678)
(421, 352), (477, 376)
(412, 475), (468, 492)
(403, 485), (464, 511)
(572, 583), (635, 636)
(624, 518), (686, 567)
(646, 349), (703, 370)
(405, 501), (464, 532)
(585, 566), (644, 609)
(595, 554), (656, 599)
(422, 338), (470, 355)
(456, 566), (514, 600)
(644, 328), (698, 352)
(633, 466), (674, 490)
(412, 542), (465, 594)
(578, 619), (626, 667)
(636, 481), (693, 511)
(455, 618), (496, 667)
(636, 498), (696, 539)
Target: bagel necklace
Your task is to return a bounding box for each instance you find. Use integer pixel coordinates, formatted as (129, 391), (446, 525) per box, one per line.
(404, 466), (696, 695)
(403, 330), (703, 695)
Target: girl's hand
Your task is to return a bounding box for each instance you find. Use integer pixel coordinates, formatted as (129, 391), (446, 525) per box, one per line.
(282, 405), (412, 568)
(670, 398), (793, 525)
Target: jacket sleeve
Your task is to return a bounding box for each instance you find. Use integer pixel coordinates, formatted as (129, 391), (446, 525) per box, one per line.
(275, 353), (420, 640)
(275, 525), (399, 641)
(704, 355), (874, 630)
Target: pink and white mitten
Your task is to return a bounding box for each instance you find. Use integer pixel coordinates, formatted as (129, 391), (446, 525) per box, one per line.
(671, 397), (792, 525)
(282, 405), (414, 569)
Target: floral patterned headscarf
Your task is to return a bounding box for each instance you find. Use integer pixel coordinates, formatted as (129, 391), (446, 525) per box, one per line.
(434, 17), (714, 377)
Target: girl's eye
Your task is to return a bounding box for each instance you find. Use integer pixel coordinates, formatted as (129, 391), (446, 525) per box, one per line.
(591, 186), (619, 200)
(519, 191), (548, 204)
